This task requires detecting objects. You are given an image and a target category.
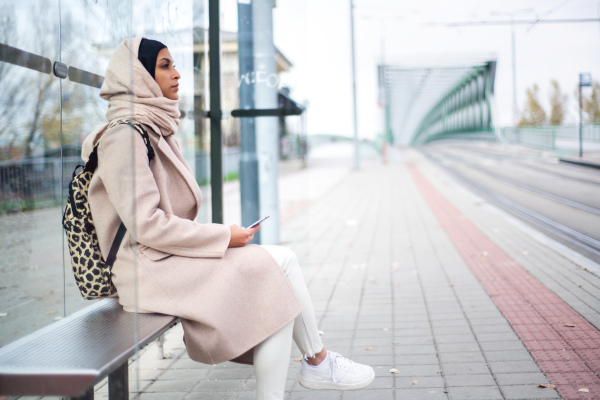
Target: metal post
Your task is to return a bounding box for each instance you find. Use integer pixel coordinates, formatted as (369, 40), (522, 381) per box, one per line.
(209, 0), (223, 223)
(108, 363), (129, 400)
(511, 19), (518, 124)
(579, 83), (583, 157)
(253, 0), (279, 244)
(238, 0), (261, 241)
(350, 0), (359, 169)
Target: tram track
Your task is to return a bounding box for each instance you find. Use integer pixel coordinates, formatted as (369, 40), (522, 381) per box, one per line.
(432, 148), (600, 215)
(421, 147), (600, 261)
(437, 144), (600, 187)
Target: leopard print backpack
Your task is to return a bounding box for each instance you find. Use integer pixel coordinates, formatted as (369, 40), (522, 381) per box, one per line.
(63, 119), (154, 299)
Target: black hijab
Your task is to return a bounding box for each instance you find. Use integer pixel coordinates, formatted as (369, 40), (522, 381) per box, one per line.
(138, 38), (167, 80)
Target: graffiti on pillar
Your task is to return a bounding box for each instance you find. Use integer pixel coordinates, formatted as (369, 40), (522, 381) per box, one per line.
(238, 70), (279, 89)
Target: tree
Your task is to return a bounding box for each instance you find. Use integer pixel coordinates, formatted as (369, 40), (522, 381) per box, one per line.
(549, 80), (567, 125)
(519, 84), (547, 126)
(582, 81), (600, 123)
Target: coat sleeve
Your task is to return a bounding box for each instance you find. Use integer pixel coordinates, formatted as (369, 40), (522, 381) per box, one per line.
(96, 124), (231, 258)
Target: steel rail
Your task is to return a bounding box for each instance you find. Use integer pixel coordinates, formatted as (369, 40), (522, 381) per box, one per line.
(434, 145), (600, 186)
(431, 147), (600, 214)
(422, 149), (600, 260)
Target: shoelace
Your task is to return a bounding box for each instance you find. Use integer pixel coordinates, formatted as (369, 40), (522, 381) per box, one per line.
(329, 351), (355, 383)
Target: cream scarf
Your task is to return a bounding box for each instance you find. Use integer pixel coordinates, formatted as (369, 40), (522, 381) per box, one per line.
(82, 37), (180, 161)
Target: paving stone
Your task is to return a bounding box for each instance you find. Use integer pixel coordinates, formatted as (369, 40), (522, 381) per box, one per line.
(475, 332), (520, 342)
(488, 360), (542, 374)
(135, 358), (177, 370)
(391, 335), (435, 345)
(353, 337), (392, 346)
(343, 388), (394, 399)
(436, 342), (482, 353)
(288, 389), (342, 399)
(500, 385), (561, 399)
(143, 379), (196, 392)
(394, 344), (438, 355)
(483, 350), (534, 362)
(494, 372), (551, 385)
(470, 323), (514, 334)
(351, 345), (393, 356)
(434, 333), (478, 344)
(191, 378), (246, 392)
(365, 376), (394, 389)
(387, 364), (442, 377)
(395, 376), (445, 389)
(438, 351), (486, 363)
(478, 340), (527, 352)
(441, 362), (490, 375)
(468, 318), (510, 326)
(349, 354), (394, 366)
(431, 325), (473, 335)
(168, 358), (205, 369)
(186, 392), (239, 399)
(137, 392), (190, 400)
(394, 354), (440, 365)
(207, 367), (254, 379)
(445, 373), (496, 387)
(447, 386), (503, 399)
(394, 387), (448, 399)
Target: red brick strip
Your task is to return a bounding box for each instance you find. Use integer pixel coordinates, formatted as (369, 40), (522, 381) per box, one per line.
(409, 164), (600, 400)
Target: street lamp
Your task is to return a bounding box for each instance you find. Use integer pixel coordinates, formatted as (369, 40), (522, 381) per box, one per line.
(579, 72), (592, 157)
(490, 9), (533, 126)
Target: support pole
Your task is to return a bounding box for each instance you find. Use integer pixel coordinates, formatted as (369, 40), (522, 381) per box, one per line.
(254, 0), (279, 244)
(108, 363), (129, 400)
(579, 83), (583, 158)
(238, 0), (261, 241)
(209, 0), (223, 223)
(350, 0), (359, 169)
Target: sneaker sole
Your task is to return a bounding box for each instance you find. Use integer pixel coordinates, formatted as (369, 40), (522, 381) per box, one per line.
(298, 372), (375, 390)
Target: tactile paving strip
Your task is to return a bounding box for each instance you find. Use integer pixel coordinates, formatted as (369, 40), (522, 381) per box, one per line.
(409, 164), (600, 400)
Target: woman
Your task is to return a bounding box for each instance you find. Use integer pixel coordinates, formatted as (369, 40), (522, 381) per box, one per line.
(83, 37), (374, 399)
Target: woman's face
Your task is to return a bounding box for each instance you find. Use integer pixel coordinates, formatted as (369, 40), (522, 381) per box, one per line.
(154, 47), (180, 100)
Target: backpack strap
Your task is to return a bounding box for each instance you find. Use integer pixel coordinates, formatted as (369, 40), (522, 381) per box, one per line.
(84, 119), (155, 174)
(105, 222), (127, 268)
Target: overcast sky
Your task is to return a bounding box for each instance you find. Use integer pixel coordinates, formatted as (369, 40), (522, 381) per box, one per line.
(267, 0), (600, 141)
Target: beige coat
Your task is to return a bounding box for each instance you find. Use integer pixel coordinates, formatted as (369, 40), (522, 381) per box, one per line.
(87, 121), (301, 365)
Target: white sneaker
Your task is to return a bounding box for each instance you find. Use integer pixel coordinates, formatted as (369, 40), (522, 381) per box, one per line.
(298, 351), (375, 390)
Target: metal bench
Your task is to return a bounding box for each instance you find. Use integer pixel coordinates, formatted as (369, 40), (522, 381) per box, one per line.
(0, 297), (179, 399)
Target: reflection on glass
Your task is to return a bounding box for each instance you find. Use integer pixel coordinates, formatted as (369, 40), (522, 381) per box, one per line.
(0, 0), (64, 347)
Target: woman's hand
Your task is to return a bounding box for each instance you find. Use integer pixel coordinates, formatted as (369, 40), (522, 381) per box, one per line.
(228, 224), (260, 248)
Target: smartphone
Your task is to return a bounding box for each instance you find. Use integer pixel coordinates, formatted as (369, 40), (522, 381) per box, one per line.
(247, 215), (270, 229)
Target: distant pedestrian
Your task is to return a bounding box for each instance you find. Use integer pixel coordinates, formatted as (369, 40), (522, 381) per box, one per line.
(82, 37), (374, 400)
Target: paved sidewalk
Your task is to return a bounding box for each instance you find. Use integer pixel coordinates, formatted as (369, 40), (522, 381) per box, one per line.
(83, 144), (600, 400)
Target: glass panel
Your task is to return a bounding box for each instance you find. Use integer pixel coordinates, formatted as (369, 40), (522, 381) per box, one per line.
(60, 0), (130, 318)
(0, 0), (63, 346)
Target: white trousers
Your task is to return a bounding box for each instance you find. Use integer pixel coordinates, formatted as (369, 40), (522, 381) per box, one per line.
(254, 245), (324, 400)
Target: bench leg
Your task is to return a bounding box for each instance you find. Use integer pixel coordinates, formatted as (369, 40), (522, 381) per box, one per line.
(71, 388), (94, 399)
(108, 362), (129, 400)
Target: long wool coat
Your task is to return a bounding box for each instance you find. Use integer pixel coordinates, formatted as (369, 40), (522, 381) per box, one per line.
(88, 123), (302, 365)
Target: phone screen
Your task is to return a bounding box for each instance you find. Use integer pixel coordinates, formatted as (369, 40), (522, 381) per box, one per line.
(247, 215), (270, 229)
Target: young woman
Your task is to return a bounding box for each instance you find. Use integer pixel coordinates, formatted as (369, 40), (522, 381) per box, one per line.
(83, 37), (374, 399)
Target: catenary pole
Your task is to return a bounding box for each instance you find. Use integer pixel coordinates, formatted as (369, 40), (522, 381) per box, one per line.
(350, 0), (359, 170)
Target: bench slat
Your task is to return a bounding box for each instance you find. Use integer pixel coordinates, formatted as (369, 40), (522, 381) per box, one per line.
(0, 298), (178, 397)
